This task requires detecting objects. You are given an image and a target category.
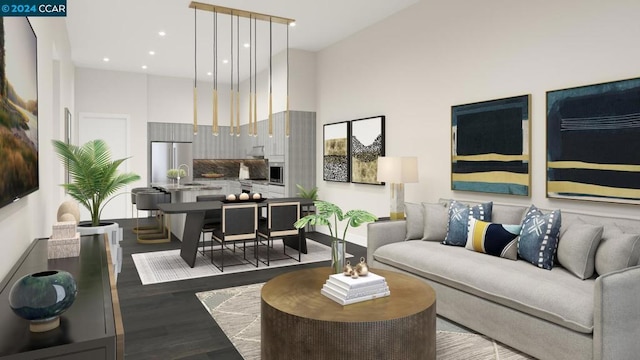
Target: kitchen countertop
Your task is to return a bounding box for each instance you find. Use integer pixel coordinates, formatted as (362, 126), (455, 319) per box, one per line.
(153, 183), (223, 192)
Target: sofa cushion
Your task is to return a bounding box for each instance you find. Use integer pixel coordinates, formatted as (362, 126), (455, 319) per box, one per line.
(422, 202), (448, 241)
(466, 218), (520, 260)
(444, 200), (492, 246)
(518, 205), (562, 270)
(557, 220), (603, 280)
(595, 225), (640, 275)
(373, 241), (594, 333)
(404, 202), (424, 240)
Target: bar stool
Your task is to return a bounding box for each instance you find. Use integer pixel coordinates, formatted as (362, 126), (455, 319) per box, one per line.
(131, 187), (157, 233)
(136, 190), (172, 244)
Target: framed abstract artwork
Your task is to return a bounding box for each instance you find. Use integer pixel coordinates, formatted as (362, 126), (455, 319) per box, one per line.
(351, 115), (385, 185)
(547, 77), (640, 204)
(323, 121), (350, 182)
(451, 95), (530, 196)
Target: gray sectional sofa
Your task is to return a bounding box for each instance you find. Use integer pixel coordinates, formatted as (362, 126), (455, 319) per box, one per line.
(367, 200), (640, 360)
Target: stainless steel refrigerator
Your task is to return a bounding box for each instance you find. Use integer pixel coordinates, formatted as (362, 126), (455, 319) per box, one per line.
(150, 141), (193, 184)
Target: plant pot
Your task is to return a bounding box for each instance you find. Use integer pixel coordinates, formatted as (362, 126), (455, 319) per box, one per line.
(9, 270), (77, 332)
(331, 239), (346, 274)
(77, 221), (119, 236)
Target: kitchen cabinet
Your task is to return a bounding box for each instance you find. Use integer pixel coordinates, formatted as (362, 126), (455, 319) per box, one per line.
(253, 183), (269, 197)
(268, 184), (286, 198)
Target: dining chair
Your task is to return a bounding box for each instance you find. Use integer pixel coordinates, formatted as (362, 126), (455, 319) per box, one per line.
(257, 201), (301, 266)
(211, 203), (258, 272)
(196, 194), (225, 255)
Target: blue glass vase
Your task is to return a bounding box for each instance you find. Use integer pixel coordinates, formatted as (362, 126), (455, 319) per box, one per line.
(9, 270), (77, 332)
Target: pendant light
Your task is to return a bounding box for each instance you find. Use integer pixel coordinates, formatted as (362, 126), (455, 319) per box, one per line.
(236, 14), (240, 137)
(285, 21), (290, 138)
(253, 16), (258, 137)
(268, 17), (273, 138)
(193, 7), (198, 135)
(248, 15), (253, 136)
(229, 11), (234, 136)
(212, 10), (219, 136)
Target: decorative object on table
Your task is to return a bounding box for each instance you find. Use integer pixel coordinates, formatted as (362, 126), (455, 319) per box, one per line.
(167, 168), (186, 180)
(223, 193), (266, 203)
(323, 121), (351, 182)
(376, 156), (419, 220)
(9, 270), (78, 332)
(351, 115), (385, 185)
(321, 271), (390, 305)
(52, 139), (141, 227)
(354, 257), (369, 276)
(451, 94), (531, 196)
(56, 200), (80, 224)
(48, 221), (80, 259)
(294, 201), (377, 274)
(547, 77), (640, 204)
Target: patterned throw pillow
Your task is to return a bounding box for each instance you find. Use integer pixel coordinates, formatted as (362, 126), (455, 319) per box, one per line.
(518, 205), (562, 270)
(443, 200), (492, 246)
(466, 218), (521, 260)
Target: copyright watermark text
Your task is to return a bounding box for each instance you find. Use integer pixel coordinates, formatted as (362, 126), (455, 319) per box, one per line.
(1, 1), (66, 17)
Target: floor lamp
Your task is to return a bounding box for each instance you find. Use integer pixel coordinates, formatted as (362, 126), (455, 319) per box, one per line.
(377, 157), (418, 220)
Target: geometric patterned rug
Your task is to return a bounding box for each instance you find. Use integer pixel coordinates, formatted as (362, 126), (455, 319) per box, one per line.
(132, 239), (349, 285)
(196, 283), (534, 360)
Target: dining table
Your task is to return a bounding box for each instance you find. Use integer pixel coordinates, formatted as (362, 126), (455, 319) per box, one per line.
(157, 197), (314, 268)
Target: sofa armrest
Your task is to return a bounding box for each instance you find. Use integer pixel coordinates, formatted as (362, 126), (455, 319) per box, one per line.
(367, 220), (407, 265)
(594, 265), (640, 360)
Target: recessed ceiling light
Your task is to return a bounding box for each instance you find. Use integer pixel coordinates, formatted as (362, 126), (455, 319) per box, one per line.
(142, 65), (148, 69)
(223, 59), (228, 64)
(158, 31), (166, 37)
(243, 43), (250, 48)
(289, 22), (296, 27)
(103, 57), (110, 62)
(207, 71), (212, 76)
(149, 50), (155, 55)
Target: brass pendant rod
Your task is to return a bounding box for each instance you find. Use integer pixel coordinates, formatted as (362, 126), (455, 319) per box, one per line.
(229, 10), (234, 136)
(253, 17), (257, 137)
(248, 14), (253, 136)
(236, 14), (240, 137)
(268, 17), (273, 138)
(285, 22), (290, 138)
(212, 10), (218, 136)
(193, 7), (198, 135)
(189, 1), (295, 26)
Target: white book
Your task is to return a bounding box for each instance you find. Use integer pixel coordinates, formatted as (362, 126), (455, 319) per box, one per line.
(321, 287), (390, 305)
(328, 271), (386, 290)
(324, 281), (389, 300)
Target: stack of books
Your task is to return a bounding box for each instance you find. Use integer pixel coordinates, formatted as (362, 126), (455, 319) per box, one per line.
(321, 272), (390, 305)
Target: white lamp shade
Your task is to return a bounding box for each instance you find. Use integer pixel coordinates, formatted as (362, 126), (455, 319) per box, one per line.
(376, 156), (418, 183)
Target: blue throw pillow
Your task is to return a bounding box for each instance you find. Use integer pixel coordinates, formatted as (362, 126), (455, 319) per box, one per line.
(517, 205), (562, 270)
(443, 200), (492, 246)
(466, 218), (521, 260)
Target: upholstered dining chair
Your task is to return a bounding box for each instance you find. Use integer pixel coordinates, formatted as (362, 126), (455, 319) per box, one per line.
(211, 202), (258, 272)
(196, 194), (226, 255)
(257, 201), (301, 266)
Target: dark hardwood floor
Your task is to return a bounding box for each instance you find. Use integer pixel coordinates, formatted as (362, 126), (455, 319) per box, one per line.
(113, 218), (367, 359)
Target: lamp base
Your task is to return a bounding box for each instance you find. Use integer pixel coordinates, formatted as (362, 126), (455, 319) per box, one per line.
(389, 183), (405, 221)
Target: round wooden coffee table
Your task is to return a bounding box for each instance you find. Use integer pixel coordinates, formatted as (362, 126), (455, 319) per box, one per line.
(261, 267), (436, 359)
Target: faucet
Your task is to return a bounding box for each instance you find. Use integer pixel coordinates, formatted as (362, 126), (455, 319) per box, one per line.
(178, 163), (190, 185)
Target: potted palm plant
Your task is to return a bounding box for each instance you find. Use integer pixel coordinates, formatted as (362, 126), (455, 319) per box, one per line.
(52, 139), (140, 228)
(294, 201), (377, 273)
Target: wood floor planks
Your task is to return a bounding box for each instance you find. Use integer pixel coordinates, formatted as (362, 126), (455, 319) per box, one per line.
(114, 218), (367, 359)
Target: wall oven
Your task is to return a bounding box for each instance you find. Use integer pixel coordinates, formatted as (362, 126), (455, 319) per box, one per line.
(269, 163), (284, 185)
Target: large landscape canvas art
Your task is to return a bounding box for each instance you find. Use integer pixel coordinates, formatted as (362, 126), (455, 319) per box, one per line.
(0, 17), (39, 208)
(351, 116), (384, 185)
(451, 95), (530, 196)
(323, 121), (350, 182)
(547, 77), (640, 204)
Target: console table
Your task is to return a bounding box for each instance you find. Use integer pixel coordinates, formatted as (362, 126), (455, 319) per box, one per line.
(261, 267), (436, 359)
(0, 235), (123, 359)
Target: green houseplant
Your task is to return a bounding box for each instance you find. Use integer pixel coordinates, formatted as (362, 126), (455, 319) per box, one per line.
(52, 139), (140, 227)
(294, 200), (377, 273)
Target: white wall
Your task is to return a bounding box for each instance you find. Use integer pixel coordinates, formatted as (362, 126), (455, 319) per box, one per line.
(0, 18), (75, 279)
(316, 0), (640, 245)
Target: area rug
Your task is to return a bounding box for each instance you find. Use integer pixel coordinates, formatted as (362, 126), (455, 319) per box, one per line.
(197, 283), (534, 360)
(132, 239), (350, 285)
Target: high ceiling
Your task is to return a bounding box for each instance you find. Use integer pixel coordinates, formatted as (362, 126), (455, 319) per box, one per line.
(66, 0), (419, 81)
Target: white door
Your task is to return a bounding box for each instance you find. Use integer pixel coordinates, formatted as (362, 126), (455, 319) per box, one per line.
(78, 113), (131, 222)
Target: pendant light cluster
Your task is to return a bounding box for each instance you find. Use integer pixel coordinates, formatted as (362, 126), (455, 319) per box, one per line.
(190, 2), (294, 138)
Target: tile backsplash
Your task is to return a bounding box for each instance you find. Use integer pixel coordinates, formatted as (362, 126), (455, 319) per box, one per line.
(193, 159), (268, 180)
